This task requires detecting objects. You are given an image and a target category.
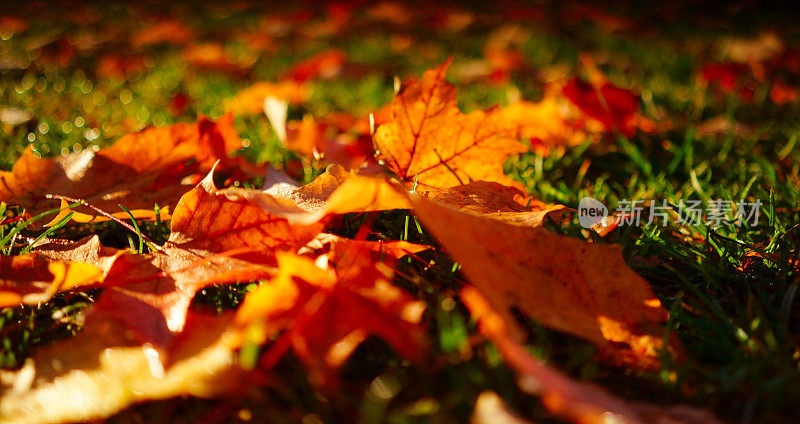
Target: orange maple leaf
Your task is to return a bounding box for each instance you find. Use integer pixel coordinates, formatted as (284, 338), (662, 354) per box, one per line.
(0, 256), (103, 306)
(423, 180), (567, 225)
(562, 78), (640, 138)
(132, 19), (193, 48)
(304, 233), (430, 261)
(90, 168), (326, 347)
(0, 114), (255, 222)
(409, 194), (678, 369)
(234, 249), (426, 387)
(259, 164), (412, 223)
(260, 164), (564, 226)
(281, 49), (346, 83)
(2, 166), (330, 348)
(181, 43), (249, 76)
(497, 94), (592, 153)
(167, 168), (324, 262)
(373, 59), (528, 191)
(0, 236), (123, 306)
(282, 115), (380, 171)
(0, 308), (241, 423)
(225, 81), (309, 116)
(462, 288), (721, 424)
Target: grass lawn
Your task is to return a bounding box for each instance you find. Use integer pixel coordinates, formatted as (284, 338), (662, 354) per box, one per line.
(1, 2), (799, 423)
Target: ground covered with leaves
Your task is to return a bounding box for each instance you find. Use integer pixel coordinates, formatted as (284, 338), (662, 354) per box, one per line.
(1, 2), (799, 424)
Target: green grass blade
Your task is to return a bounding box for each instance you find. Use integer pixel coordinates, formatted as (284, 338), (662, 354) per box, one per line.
(118, 204), (144, 253)
(19, 212), (75, 254)
(0, 202), (81, 254)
